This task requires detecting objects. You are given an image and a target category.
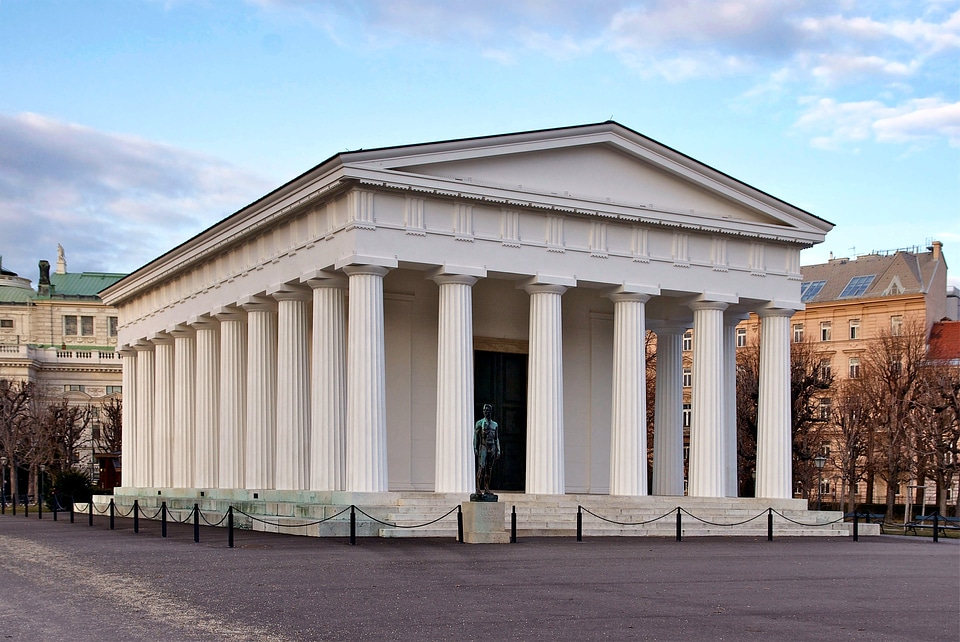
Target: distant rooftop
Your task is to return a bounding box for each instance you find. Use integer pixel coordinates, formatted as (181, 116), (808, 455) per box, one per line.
(0, 251), (126, 304)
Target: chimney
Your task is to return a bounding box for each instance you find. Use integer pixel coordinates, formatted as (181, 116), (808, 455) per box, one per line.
(931, 240), (942, 261)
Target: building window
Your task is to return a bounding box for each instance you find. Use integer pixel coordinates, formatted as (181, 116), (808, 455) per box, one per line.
(819, 359), (832, 380)
(848, 357), (861, 379)
(91, 425), (102, 441)
(64, 316), (77, 335)
(682, 403), (692, 428)
(891, 315), (903, 336)
(63, 315), (95, 336)
(81, 316), (94, 336)
(682, 367), (692, 387)
(736, 327), (747, 348)
(820, 321), (832, 342)
(682, 331), (692, 351)
(64, 384), (85, 392)
(683, 445), (690, 462)
(106, 385), (122, 394)
(800, 280), (826, 302)
(849, 319), (860, 340)
(820, 480), (831, 495)
(820, 443), (831, 456)
(0, 319), (12, 329)
(819, 398), (832, 420)
(838, 275), (875, 298)
(793, 324), (804, 343)
(108, 316), (118, 337)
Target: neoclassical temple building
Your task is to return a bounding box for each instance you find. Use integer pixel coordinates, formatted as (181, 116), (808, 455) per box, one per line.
(102, 122), (833, 517)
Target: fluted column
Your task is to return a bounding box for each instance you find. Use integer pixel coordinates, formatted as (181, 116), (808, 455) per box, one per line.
(433, 272), (480, 493)
(216, 307), (247, 489)
(192, 316), (220, 488)
(344, 265), (390, 492)
(170, 325), (195, 488)
(134, 342), (155, 488)
(688, 301), (728, 497)
(723, 314), (741, 497)
(304, 274), (347, 491)
(119, 348), (137, 488)
(272, 285), (312, 491)
(651, 327), (685, 496)
(609, 292), (650, 496)
(152, 334), (175, 488)
(241, 297), (278, 490)
(524, 281), (568, 495)
(755, 308), (794, 499)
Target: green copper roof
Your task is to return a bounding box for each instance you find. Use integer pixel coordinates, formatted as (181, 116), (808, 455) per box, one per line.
(0, 285), (35, 304)
(47, 272), (126, 298)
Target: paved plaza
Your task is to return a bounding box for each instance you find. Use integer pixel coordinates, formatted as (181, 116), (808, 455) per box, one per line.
(0, 512), (957, 641)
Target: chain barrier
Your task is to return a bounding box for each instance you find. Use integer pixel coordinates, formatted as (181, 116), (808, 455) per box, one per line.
(199, 510), (230, 528)
(578, 505), (676, 526)
(352, 505), (460, 529)
(233, 505), (352, 529)
(771, 508), (846, 527)
(679, 507), (768, 527)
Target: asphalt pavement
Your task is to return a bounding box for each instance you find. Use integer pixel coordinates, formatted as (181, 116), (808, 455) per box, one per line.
(0, 511), (957, 641)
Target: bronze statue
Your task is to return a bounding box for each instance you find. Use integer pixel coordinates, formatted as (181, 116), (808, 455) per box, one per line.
(473, 403), (500, 500)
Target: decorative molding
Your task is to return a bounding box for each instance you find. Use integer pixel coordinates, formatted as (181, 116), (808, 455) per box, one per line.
(501, 208), (521, 247)
(546, 215), (565, 253)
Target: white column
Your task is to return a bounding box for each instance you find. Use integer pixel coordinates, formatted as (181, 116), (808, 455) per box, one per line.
(170, 325), (195, 488)
(119, 348), (137, 488)
(688, 301), (728, 498)
(344, 265), (390, 492)
(723, 314), (741, 497)
(756, 308), (794, 499)
(242, 297), (278, 490)
(304, 274), (347, 491)
(134, 342), (155, 488)
(651, 327), (685, 496)
(524, 281), (568, 495)
(152, 334), (174, 488)
(609, 292), (650, 496)
(192, 316), (220, 488)
(217, 307), (247, 489)
(272, 285), (312, 491)
(433, 272), (479, 493)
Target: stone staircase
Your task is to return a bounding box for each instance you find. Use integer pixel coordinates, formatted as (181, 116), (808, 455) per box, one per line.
(93, 489), (862, 539)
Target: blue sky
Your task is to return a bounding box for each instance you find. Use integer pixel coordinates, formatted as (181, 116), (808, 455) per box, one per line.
(1, 0), (958, 287)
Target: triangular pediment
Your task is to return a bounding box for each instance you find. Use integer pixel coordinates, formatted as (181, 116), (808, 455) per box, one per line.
(339, 122), (833, 243)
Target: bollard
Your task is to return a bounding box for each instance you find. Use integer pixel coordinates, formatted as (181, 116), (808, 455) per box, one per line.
(228, 506), (234, 549)
(38, 495), (42, 520)
(193, 504), (200, 543)
(109, 499), (115, 530)
(933, 511), (939, 543)
(577, 506), (583, 542)
(676, 507), (682, 542)
(161, 502), (167, 538)
(24, 499), (28, 518)
(88, 498), (93, 526)
(53, 501), (57, 521)
(511, 506), (517, 544)
(767, 508), (773, 541)
(457, 506), (463, 543)
(350, 505), (356, 545)
(11, 495), (15, 517)
(70, 501), (74, 524)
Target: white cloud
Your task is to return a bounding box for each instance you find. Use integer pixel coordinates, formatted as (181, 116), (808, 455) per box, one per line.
(0, 113), (272, 277)
(793, 96), (960, 149)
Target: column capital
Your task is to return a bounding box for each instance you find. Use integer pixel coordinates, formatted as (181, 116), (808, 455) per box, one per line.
(756, 307), (798, 319)
(214, 305), (247, 322)
(189, 314), (220, 330)
(133, 339), (155, 352)
(431, 273), (478, 288)
(689, 300), (729, 313)
(723, 311), (750, 326)
(168, 323), (195, 338)
(605, 283), (659, 300)
(268, 282), (312, 302)
(239, 294), (277, 313)
(151, 331), (174, 345)
(341, 264), (391, 279)
(118, 346), (138, 357)
(301, 270), (348, 290)
(426, 264), (487, 281)
(518, 273), (576, 292)
(608, 291), (652, 304)
(335, 254), (398, 271)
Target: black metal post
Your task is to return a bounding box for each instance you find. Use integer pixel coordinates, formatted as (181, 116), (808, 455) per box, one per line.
(193, 503), (200, 543)
(767, 508), (773, 541)
(88, 498), (93, 526)
(70, 500), (75, 523)
(1, 491), (5, 514)
(109, 499), (115, 530)
(11, 493), (15, 516)
(133, 500), (140, 533)
(933, 510), (939, 543)
(853, 512), (859, 541)
(511, 506), (517, 544)
(161, 502), (167, 538)
(576, 506), (582, 542)
(53, 500), (57, 521)
(228, 506), (234, 548)
(676, 507), (682, 542)
(24, 498), (28, 517)
(349, 505), (356, 545)
(38, 493), (42, 520)
(457, 505), (463, 543)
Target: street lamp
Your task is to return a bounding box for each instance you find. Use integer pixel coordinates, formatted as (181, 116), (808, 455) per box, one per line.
(1, 456), (6, 513)
(814, 454), (827, 512)
(39, 464), (46, 519)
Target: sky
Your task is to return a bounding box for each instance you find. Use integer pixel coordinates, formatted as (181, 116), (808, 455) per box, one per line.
(1, 0), (958, 288)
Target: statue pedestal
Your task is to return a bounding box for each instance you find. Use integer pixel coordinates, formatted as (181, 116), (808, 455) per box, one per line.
(461, 501), (509, 544)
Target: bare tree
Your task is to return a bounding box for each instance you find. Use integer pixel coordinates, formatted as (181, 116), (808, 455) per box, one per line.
(829, 379), (871, 514)
(0, 379), (34, 501)
(97, 396), (123, 454)
(911, 362), (960, 516)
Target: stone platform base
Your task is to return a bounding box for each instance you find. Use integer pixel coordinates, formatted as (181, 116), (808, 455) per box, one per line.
(462, 501), (509, 544)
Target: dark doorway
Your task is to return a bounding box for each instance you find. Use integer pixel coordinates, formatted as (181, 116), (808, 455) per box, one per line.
(474, 350), (527, 492)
